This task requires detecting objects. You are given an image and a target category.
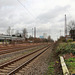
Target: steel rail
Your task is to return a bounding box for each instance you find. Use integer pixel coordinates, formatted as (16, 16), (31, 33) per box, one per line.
(0, 45), (49, 69)
(8, 46), (50, 75)
(0, 43), (44, 50)
(0, 44), (45, 55)
(0, 44), (36, 50)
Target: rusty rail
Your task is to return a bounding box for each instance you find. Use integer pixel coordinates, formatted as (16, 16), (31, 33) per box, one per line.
(0, 45), (49, 69)
(8, 46), (50, 75)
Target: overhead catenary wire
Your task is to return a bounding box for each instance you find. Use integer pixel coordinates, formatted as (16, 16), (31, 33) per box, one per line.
(17, 0), (37, 37)
(65, 8), (73, 21)
(17, 0), (35, 19)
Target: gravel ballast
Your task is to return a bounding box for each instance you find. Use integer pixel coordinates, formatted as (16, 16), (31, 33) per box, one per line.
(20, 44), (54, 75)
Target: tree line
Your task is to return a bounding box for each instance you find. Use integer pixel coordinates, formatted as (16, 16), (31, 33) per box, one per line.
(6, 27), (54, 43)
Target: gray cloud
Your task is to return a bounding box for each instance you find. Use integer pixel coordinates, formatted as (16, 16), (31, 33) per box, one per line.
(37, 5), (70, 24)
(0, 0), (18, 8)
(0, 0), (73, 40)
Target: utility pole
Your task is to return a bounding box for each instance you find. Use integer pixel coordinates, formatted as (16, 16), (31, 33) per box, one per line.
(60, 30), (61, 37)
(65, 14), (67, 37)
(32, 28), (33, 37)
(34, 27), (36, 38)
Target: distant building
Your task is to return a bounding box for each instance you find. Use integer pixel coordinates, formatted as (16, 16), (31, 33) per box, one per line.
(39, 36), (44, 39)
(0, 35), (25, 44)
(43, 33), (47, 39)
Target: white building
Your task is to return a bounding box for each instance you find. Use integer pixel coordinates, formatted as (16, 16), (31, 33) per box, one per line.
(43, 33), (47, 39)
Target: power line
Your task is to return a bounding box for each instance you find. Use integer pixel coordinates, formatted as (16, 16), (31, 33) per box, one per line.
(65, 8), (73, 21)
(67, 10), (72, 18)
(17, 0), (35, 19)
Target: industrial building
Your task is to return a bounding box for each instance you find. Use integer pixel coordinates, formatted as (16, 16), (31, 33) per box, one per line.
(0, 34), (24, 44)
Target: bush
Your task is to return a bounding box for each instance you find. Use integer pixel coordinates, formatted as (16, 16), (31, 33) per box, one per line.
(67, 39), (73, 42)
(56, 43), (75, 55)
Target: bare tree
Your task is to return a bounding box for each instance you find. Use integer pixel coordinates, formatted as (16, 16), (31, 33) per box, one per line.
(68, 20), (75, 31)
(47, 35), (54, 42)
(16, 30), (19, 37)
(22, 28), (27, 41)
(48, 36), (51, 41)
(7, 26), (11, 35)
(11, 29), (14, 36)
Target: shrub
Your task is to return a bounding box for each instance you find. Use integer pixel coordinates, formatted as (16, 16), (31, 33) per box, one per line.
(56, 43), (75, 55)
(67, 39), (73, 42)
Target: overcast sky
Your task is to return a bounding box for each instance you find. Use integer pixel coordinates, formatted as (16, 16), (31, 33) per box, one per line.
(0, 0), (75, 40)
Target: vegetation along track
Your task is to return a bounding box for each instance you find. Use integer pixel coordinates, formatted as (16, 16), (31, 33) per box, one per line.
(0, 43), (46, 55)
(0, 44), (50, 75)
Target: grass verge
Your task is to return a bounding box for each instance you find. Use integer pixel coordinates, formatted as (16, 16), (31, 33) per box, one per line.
(65, 57), (75, 74)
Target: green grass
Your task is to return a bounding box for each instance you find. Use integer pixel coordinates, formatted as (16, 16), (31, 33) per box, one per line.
(46, 62), (54, 75)
(56, 43), (75, 74)
(44, 52), (55, 75)
(65, 58), (75, 74)
(65, 57), (75, 62)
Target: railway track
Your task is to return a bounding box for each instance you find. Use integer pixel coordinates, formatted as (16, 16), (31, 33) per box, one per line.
(0, 43), (43, 51)
(0, 44), (46, 55)
(0, 44), (47, 65)
(0, 43), (38, 50)
(0, 44), (50, 75)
